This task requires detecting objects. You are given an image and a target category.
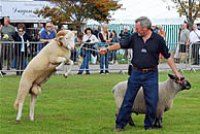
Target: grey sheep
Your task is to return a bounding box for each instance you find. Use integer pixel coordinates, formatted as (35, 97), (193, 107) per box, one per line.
(112, 74), (191, 128)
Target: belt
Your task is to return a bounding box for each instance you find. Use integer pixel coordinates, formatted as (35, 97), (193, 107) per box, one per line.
(132, 65), (157, 73)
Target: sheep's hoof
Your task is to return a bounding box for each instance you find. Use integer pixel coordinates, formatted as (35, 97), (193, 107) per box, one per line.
(16, 120), (20, 124)
(128, 117), (135, 127)
(63, 74), (68, 78)
(30, 117), (34, 121)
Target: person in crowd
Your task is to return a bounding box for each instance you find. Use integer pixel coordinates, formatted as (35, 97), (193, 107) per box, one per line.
(157, 25), (166, 60)
(98, 24), (112, 74)
(99, 16), (183, 131)
(110, 30), (119, 64)
(0, 16), (15, 70)
(157, 25), (166, 39)
(119, 27), (131, 39)
(189, 24), (200, 65)
(179, 22), (190, 63)
(119, 27), (131, 60)
(0, 22), (6, 75)
(37, 22), (56, 53)
(93, 26), (101, 39)
(13, 23), (31, 75)
(77, 28), (99, 74)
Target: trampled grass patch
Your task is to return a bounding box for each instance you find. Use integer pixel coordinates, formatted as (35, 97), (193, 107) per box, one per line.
(0, 71), (200, 134)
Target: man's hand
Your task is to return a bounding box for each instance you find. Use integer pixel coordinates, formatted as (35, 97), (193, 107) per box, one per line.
(99, 47), (108, 55)
(175, 71), (184, 81)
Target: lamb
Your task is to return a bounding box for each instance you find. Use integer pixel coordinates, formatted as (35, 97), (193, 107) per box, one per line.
(112, 74), (191, 128)
(14, 30), (75, 122)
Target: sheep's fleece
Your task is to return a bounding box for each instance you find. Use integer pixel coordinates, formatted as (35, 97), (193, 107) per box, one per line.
(112, 74), (191, 128)
(14, 30), (75, 122)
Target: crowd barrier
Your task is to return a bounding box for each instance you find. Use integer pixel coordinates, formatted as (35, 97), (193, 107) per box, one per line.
(0, 41), (199, 75)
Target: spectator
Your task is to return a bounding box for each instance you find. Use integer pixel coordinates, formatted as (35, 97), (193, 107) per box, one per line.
(77, 28), (99, 74)
(37, 22), (56, 53)
(179, 22), (190, 63)
(152, 25), (159, 34)
(13, 23), (31, 75)
(189, 24), (200, 65)
(119, 27), (131, 60)
(157, 25), (166, 39)
(0, 17), (16, 70)
(119, 27), (131, 39)
(157, 25), (166, 60)
(110, 30), (119, 64)
(98, 24), (112, 74)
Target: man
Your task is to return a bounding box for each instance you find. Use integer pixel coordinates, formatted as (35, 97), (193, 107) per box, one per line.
(189, 24), (200, 65)
(99, 16), (182, 131)
(179, 22), (190, 63)
(0, 16), (15, 71)
(37, 22), (56, 52)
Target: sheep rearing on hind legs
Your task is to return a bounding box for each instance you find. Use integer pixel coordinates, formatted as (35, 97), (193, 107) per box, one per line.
(112, 74), (191, 128)
(14, 30), (75, 122)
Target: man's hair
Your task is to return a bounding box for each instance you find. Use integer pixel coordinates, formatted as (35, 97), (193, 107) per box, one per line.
(135, 16), (152, 29)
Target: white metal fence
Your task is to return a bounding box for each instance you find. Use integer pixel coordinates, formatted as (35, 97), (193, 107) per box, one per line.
(0, 41), (199, 75)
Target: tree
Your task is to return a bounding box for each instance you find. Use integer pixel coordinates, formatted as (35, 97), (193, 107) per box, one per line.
(163, 0), (200, 29)
(35, 0), (121, 30)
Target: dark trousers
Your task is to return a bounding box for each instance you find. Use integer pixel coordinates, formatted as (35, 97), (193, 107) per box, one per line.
(78, 50), (91, 73)
(116, 68), (158, 129)
(191, 42), (200, 65)
(16, 52), (25, 75)
(100, 53), (109, 72)
(0, 44), (12, 69)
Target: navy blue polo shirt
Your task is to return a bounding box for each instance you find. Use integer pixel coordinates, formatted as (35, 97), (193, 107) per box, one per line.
(120, 32), (170, 69)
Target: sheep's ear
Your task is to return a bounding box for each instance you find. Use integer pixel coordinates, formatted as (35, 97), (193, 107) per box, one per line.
(168, 74), (176, 79)
(56, 30), (67, 46)
(55, 36), (64, 46)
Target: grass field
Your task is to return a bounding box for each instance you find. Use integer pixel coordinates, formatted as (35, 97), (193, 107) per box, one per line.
(0, 71), (200, 134)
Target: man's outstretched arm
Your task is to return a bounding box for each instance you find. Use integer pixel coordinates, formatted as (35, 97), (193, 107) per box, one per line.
(99, 43), (121, 54)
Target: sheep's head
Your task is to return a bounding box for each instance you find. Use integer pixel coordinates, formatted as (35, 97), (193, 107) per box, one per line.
(168, 74), (191, 90)
(56, 30), (76, 50)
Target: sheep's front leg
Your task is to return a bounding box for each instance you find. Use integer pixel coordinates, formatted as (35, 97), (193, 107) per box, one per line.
(63, 59), (73, 78)
(54, 57), (67, 70)
(29, 94), (37, 121)
(153, 117), (163, 128)
(128, 115), (135, 127)
(157, 117), (163, 128)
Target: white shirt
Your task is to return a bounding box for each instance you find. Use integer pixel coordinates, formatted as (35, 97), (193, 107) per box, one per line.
(19, 35), (25, 52)
(189, 29), (200, 44)
(83, 34), (99, 44)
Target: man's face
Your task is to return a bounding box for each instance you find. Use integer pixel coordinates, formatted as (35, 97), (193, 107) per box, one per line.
(135, 22), (148, 37)
(4, 18), (10, 26)
(46, 23), (53, 31)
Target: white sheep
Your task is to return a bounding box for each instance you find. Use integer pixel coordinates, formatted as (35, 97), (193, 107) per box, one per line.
(14, 30), (75, 122)
(112, 74), (191, 128)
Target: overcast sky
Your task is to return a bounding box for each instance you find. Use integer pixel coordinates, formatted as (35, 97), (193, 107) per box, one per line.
(110, 0), (185, 24)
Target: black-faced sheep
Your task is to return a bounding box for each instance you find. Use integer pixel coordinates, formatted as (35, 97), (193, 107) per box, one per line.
(112, 74), (191, 128)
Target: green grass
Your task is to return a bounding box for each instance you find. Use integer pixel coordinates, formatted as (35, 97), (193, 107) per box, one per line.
(0, 71), (200, 134)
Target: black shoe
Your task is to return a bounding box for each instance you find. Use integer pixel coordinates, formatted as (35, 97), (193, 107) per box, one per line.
(145, 126), (161, 130)
(86, 72), (90, 75)
(100, 71), (104, 74)
(77, 72), (82, 75)
(105, 70), (109, 74)
(114, 127), (124, 132)
(1, 71), (6, 75)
